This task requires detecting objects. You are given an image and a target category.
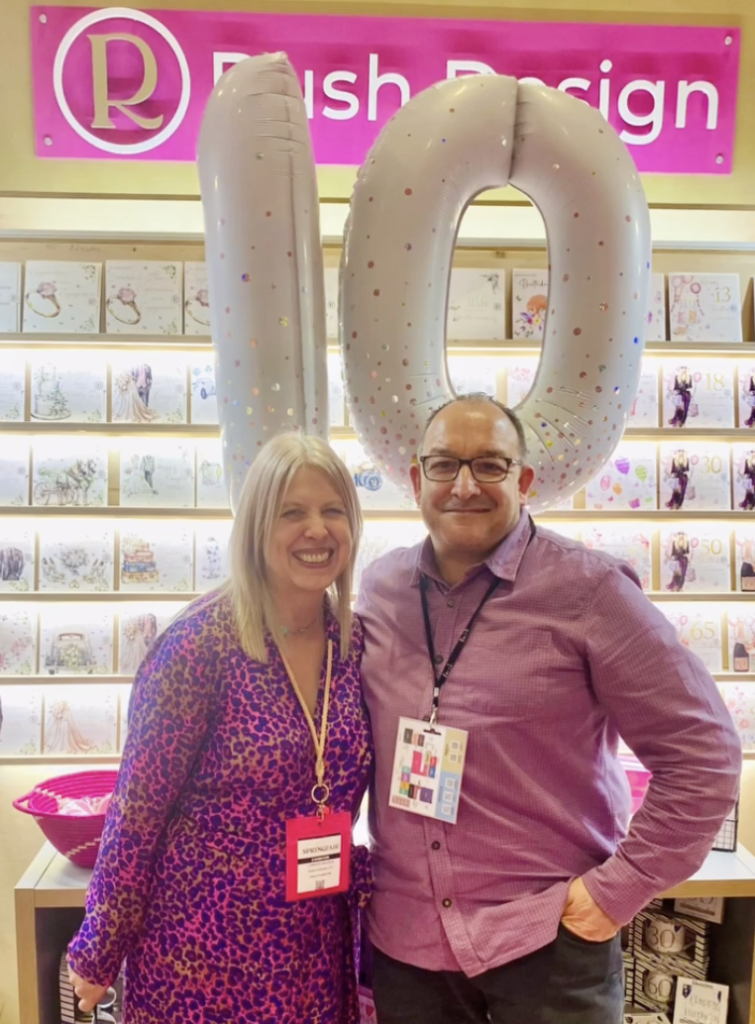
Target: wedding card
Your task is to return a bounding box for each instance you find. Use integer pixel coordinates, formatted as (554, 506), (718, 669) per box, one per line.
(195, 522), (233, 593)
(330, 439), (415, 511)
(106, 261), (182, 335)
(505, 357), (539, 408)
(659, 443), (731, 513)
(29, 353), (107, 423)
(42, 684), (118, 755)
(447, 269), (505, 341)
(32, 438), (108, 508)
(668, 273), (742, 343)
(661, 360), (735, 429)
(0, 442), (30, 506)
(119, 439), (195, 508)
(111, 354), (187, 424)
(0, 262), (21, 333)
(659, 525), (731, 594)
(585, 443), (658, 511)
(733, 442), (755, 512)
(658, 604), (723, 673)
(183, 262), (211, 336)
(39, 606), (113, 677)
(189, 358), (219, 425)
(0, 351), (24, 421)
(23, 261), (102, 334)
(511, 270), (548, 341)
(0, 523), (34, 594)
(0, 687), (42, 755)
(38, 523), (114, 593)
(0, 607), (37, 675)
(581, 526), (652, 591)
(196, 440), (229, 509)
(118, 603), (185, 674)
(119, 524), (193, 593)
(447, 355), (502, 398)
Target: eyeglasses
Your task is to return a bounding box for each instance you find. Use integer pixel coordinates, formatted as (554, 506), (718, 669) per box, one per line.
(420, 455), (523, 484)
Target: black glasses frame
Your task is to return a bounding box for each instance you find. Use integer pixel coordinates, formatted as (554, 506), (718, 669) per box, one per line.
(419, 455), (524, 483)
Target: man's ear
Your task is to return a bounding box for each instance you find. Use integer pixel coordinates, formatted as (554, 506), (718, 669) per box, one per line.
(410, 461), (422, 505)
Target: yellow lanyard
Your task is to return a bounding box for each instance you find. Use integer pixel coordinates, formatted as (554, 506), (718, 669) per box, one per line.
(280, 639), (334, 816)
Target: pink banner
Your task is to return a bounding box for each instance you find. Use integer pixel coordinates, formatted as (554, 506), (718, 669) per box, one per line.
(30, 6), (740, 173)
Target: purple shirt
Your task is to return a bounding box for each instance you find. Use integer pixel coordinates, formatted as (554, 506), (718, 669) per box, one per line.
(355, 511), (741, 977)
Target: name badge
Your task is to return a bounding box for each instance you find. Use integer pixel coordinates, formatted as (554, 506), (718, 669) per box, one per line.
(285, 810), (352, 901)
(388, 716), (468, 824)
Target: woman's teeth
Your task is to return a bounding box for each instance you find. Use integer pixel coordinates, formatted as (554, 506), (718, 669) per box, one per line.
(295, 551), (332, 564)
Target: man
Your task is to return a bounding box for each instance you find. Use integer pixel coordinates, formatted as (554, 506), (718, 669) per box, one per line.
(131, 363), (152, 407)
(355, 394), (740, 1024)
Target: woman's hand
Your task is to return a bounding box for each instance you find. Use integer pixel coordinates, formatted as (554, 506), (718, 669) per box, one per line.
(67, 966), (109, 1013)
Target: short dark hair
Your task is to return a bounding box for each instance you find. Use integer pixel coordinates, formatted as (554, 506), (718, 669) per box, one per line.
(419, 393), (529, 459)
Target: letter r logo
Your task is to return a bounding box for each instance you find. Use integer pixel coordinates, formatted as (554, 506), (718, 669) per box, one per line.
(89, 33), (164, 131)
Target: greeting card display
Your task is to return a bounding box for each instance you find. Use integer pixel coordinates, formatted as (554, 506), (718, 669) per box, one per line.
(324, 267), (339, 340)
(355, 521), (427, 592)
(735, 526), (755, 592)
(738, 363), (755, 430)
(0, 442), (30, 506)
(23, 261), (101, 334)
(0, 687), (42, 756)
(106, 261), (182, 335)
(119, 525), (193, 593)
(629, 362), (660, 428)
(582, 527), (652, 591)
(668, 273), (742, 343)
(111, 355), (187, 424)
(447, 269), (505, 341)
(43, 684), (118, 755)
(505, 357), (538, 408)
(658, 605), (722, 673)
(646, 273), (667, 341)
(728, 611), (755, 676)
(733, 443), (755, 512)
(659, 525), (731, 594)
(0, 262), (21, 333)
(0, 607), (37, 675)
(330, 439), (415, 511)
(585, 443), (658, 511)
(118, 603), (185, 674)
(447, 356), (501, 398)
(33, 438), (108, 508)
(672, 978), (728, 1024)
(660, 443), (731, 513)
(183, 262), (211, 335)
(0, 524), (34, 593)
(195, 522), (232, 593)
(39, 607), (113, 677)
(189, 358), (218, 425)
(0, 351), (24, 421)
(328, 351), (346, 427)
(120, 439), (195, 508)
(196, 440), (229, 509)
(38, 524), (114, 593)
(30, 354), (107, 423)
(661, 361), (734, 429)
(511, 270), (548, 340)
(720, 683), (755, 749)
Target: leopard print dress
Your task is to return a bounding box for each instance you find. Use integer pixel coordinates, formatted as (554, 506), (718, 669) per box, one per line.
(68, 593), (373, 1023)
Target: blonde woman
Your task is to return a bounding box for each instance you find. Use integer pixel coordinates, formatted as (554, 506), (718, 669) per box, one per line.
(67, 433), (373, 1024)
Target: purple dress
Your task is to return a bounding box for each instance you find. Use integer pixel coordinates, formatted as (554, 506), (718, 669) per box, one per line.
(68, 594), (373, 1024)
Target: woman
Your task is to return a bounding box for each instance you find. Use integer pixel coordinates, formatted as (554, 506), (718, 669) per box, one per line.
(666, 531), (690, 592)
(665, 449), (690, 510)
(739, 450), (755, 511)
(68, 433), (373, 1023)
(112, 368), (158, 424)
(668, 365), (693, 428)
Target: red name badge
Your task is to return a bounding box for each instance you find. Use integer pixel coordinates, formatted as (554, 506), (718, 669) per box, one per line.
(285, 810), (352, 902)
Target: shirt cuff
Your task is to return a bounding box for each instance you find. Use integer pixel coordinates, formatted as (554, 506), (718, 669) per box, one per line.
(580, 857), (666, 927)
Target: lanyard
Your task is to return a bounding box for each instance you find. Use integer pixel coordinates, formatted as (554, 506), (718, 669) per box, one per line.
(280, 639), (334, 817)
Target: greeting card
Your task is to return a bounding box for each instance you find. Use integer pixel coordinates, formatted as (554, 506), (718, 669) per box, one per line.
(661, 360), (735, 429)
(735, 525), (755, 593)
(118, 603), (185, 674)
(0, 524), (34, 594)
(183, 262), (211, 335)
(22, 261), (102, 334)
(33, 438), (108, 508)
(330, 439), (415, 511)
(646, 273), (667, 342)
(38, 524), (114, 593)
(733, 443), (755, 512)
(660, 443), (731, 513)
(672, 977), (728, 1024)
(582, 526), (652, 591)
(719, 683), (755, 750)
(111, 354), (187, 424)
(658, 604), (722, 673)
(325, 267), (339, 340)
(189, 358), (218, 425)
(629, 362), (660, 428)
(0, 607), (37, 675)
(39, 607), (113, 677)
(119, 439), (195, 508)
(119, 524), (193, 593)
(447, 269), (505, 341)
(30, 354), (107, 423)
(328, 351), (346, 427)
(668, 273), (742, 343)
(42, 684), (118, 755)
(728, 610), (755, 676)
(511, 269), (548, 341)
(585, 443), (658, 511)
(0, 262), (21, 333)
(447, 355), (501, 398)
(355, 521), (427, 592)
(196, 440), (229, 509)
(0, 351), (25, 420)
(659, 525), (731, 594)
(505, 357), (539, 408)
(738, 363), (755, 430)
(0, 442), (30, 506)
(195, 522), (233, 592)
(105, 261), (182, 335)
(118, 683), (133, 749)
(0, 687), (42, 756)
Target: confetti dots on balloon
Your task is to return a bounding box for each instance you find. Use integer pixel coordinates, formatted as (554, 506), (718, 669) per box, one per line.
(573, 328), (582, 336)
(405, 243), (413, 251)
(368, 261), (375, 269)
(279, 317), (289, 327)
(404, 188), (413, 196)
(241, 273), (250, 282)
(266, 211), (272, 218)
(599, 303), (608, 312)
(271, 383), (281, 392)
(287, 408), (295, 417)
(373, 289), (381, 297)
(599, 365), (606, 372)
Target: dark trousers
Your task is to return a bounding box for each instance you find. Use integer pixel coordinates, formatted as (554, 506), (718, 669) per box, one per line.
(371, 927), (624, 1024)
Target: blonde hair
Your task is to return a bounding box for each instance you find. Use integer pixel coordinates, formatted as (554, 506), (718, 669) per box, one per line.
(220, 432), (361, 662)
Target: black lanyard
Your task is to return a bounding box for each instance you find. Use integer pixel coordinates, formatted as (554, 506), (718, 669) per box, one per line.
(419, 518), (537, 724)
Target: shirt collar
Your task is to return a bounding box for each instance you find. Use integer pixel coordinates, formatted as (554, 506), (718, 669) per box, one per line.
(411, 509), (534, 588)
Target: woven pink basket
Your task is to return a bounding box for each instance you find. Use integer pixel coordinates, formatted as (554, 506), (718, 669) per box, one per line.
(13, 770), (118, 868)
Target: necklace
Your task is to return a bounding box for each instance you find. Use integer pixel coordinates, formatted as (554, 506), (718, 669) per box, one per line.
(280, 607), (323, 637)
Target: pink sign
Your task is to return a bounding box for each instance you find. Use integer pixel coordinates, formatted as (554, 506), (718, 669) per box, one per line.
(30, 6), (740, 173)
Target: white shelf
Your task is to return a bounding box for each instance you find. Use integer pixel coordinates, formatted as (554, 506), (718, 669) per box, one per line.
(2, 423), (218, 437)
(0, 592), (201, 603)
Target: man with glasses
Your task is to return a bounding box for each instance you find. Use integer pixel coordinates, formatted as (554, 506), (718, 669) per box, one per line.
(355, 393), (740, 1024)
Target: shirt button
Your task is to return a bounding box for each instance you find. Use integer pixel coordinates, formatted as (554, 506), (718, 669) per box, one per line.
(442, 898), (453, 908)
(447, 598), (456, 608)
(434, 654), (443, 665)
(431, 841), (441, 851)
